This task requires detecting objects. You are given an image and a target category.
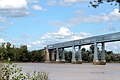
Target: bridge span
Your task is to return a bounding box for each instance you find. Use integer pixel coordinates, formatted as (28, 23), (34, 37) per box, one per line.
(44, 32), (120, 65)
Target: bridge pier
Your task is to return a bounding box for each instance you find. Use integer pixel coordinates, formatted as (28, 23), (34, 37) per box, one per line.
(55, 48), (65, 63)
(45, 47), (50, 63)
(93, 42), (99, 65)
(101, 42), (106, 65)
(56, 48), (60, 62)
(76, 46), (82, 64)
(93, 42), (106, 65)
(71, 45), (76, 64)
(51, 50), (55, 61)
(61, 48), (65, 62)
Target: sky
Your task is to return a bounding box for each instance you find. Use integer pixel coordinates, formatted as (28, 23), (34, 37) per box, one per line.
(0, 0), (120, 52)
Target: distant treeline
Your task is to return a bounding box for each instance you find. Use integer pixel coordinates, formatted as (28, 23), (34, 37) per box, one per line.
(0, 42), (120, 63)
(0, 42), (45, 62)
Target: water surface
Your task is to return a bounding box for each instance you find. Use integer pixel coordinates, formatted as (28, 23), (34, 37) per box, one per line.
(16, 63), (120, 80)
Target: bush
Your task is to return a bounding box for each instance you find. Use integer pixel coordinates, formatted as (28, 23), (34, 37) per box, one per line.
(0, 58), (49, 80)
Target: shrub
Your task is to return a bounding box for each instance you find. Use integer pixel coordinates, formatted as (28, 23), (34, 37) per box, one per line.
(0, 58), (49, 80)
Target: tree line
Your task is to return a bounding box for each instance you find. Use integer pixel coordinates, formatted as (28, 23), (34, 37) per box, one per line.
(63, 45), (120, 63)
(0, 42), (120, 63)
(0, 42), (45, 62)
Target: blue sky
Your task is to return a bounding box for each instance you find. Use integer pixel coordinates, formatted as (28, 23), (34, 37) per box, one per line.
(0, 0), (120, 52)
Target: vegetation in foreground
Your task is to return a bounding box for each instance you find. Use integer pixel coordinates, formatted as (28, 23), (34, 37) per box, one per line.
(0, 58), (49, 80)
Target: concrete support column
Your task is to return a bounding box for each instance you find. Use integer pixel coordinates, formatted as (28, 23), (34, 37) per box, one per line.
(93, 42), (99, 65)
(72, 45), (76, 64)
(56, 48), (60, 61)
(45, 48), (50, 62)
(61, 48), (65, 62)
(51, 50), (55, 61)
(101, 42), (106, 65)
(76, 46), (82, 64)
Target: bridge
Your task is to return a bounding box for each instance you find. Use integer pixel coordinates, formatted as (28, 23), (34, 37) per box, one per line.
(44, 32), (120, 65)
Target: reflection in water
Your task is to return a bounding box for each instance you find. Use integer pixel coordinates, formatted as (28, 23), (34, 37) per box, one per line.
(16, 63), (120, 80)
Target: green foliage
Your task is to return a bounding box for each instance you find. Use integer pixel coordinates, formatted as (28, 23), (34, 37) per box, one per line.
(105, 51), (120, 62)
(89, 0), (120, 12)
(106, 53), (111, 62)
(88, 54), (94, 62)
(82, 48), (90, 62)
(0, 58), (49, 80)
(29, 50), (45, 62)
(30, 71), (49, 80)
(65, 51), (72, 63)
(0, 42), (45, 62)
(90, 45), (94, 54)
(0, 42), (120, 63)
(62, 46), (120, 63)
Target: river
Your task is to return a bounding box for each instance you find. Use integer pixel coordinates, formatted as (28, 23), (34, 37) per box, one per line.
(13, 63), (120, 80)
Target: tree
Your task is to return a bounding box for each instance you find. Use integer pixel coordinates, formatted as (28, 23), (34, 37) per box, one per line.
(12, 47), (20, 61)
(0, 43), (5, 60)
(90, 45), (94, 54)
(6, 42), (11, 50)
(82, 48), (89, 61)
(65, 51), (72, 62)
(89, 0), (120, 12)
(29, 50), (44, 62)
(106, 53), (111, 62)
(19, 45), (29, 62)
(5, 42), (15, 61)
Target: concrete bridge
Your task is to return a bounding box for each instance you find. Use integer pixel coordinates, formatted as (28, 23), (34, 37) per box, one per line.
(44, 32), (120, 65)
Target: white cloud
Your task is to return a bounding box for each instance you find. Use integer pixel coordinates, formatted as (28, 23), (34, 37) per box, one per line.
(46, 0), (87, 6)
(27, 0), (39, 3)
(0, 17), (14, 25)
(63, 0), (87, 3)
(58, 27), (73, 36)
(0, 0), (27, 9)
(0, 0), (29, 17)
(65, 13), (110, 26)
(28, 27), (91, 50)
(27, 44), (32, 48)
(32, 5), (46, 11)
(0, 38), (5, 43)
(32, 5), (42, 10)
(106, 42), (120, 53)
(32, 41), (42, 45)
(41, 27), (73, 40)
(109, 9), (120, 20)
(50, 9), (120, 27)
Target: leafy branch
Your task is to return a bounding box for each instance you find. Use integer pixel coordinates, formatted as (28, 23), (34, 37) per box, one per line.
(89, 0), (120, 12)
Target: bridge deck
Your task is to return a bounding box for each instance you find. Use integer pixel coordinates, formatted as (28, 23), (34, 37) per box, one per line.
(47, 32), (120, 49)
